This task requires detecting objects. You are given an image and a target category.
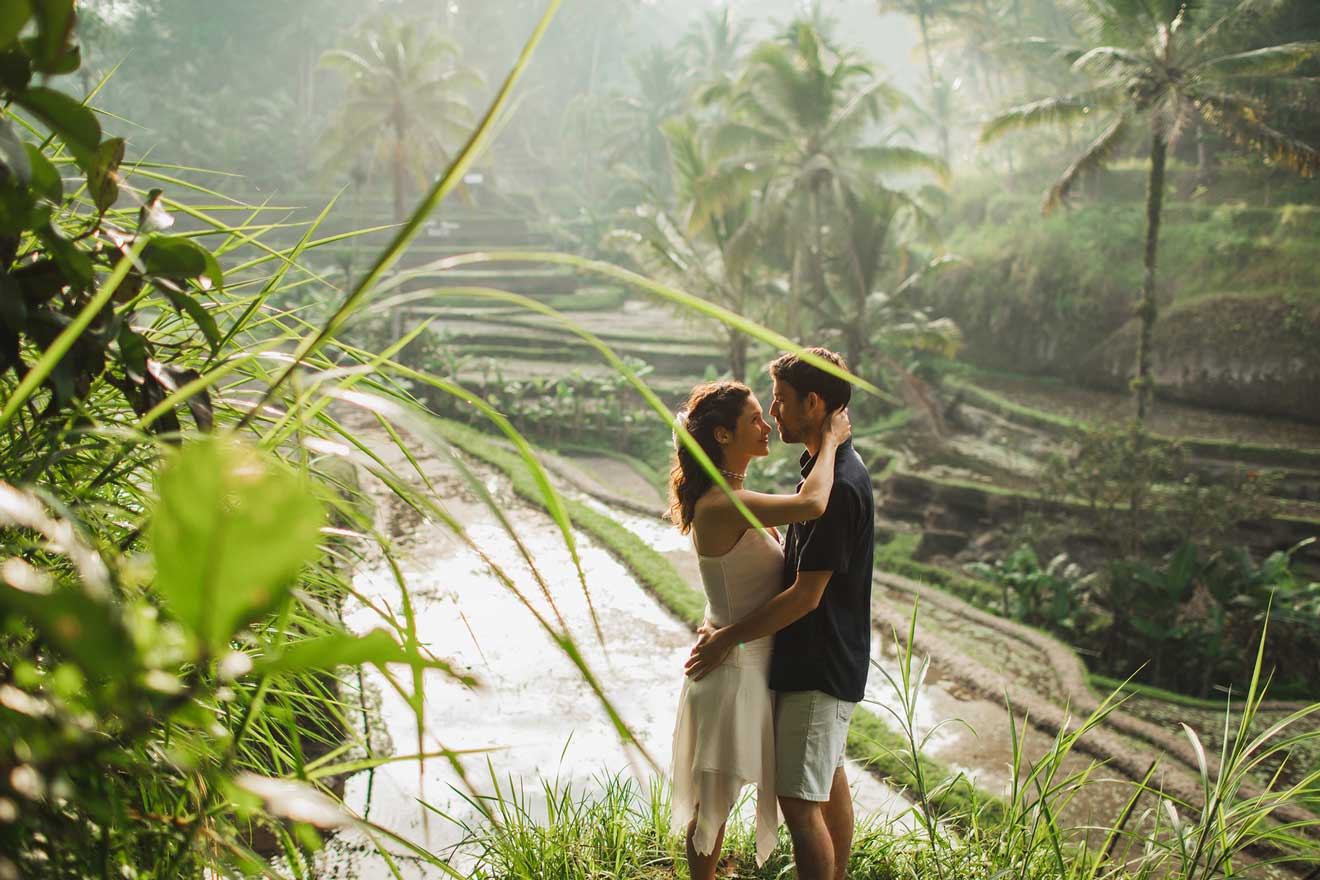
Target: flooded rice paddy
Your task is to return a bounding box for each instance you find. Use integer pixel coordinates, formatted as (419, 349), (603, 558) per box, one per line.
(313, 452), (910, 877)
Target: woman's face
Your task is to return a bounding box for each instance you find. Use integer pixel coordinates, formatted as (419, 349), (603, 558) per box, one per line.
(728, 394), (772, 459)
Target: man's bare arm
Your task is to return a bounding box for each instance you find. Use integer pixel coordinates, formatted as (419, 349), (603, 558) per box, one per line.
(683, 570), (832, 680)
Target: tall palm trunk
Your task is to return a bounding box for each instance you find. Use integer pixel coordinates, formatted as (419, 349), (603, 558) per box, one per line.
(1135, 133), (1167, 422)
(789, 248), (805, 342)
(728, 330), (748, 381)
(917, 12), (951, 167)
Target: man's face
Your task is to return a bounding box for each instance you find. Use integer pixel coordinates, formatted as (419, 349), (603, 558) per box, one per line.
(770, 377), (808, 444)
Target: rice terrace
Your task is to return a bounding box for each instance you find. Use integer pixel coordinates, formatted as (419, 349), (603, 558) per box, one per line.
(1, 1), (1319, 878)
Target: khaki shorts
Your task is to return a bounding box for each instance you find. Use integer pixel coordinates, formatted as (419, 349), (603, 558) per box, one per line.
(774, 690), (856, 801)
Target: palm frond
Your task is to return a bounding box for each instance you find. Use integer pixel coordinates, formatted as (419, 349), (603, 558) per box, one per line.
(992, 37), (1086, 67)
(820, 78), (904, 145)
(1045, 114), (1131, 214)
(1193, 0), (1294, 54)
(852, 145), (950, 186)
(1200, 42), (1320, 78)
(1072, 45), (1147, 77)
(981, 96), (1103, 144)
(1195, 91), (1320, 177)
(707, 121), (779, 161)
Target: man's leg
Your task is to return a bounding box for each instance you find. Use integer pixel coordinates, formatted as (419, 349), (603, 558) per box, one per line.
(821, 766), (854, 880)
(778, 796), (834, 880)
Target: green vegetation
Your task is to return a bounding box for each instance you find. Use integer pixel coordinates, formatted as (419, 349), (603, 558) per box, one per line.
(458, 617), (1320, 880)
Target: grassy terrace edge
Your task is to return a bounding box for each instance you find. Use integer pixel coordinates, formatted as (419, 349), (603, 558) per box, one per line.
(433, 417), (996, 822)
(946, 375), (1320, 470)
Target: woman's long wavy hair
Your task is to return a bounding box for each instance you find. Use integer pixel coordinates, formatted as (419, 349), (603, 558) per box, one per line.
(668, 381), (752, 534)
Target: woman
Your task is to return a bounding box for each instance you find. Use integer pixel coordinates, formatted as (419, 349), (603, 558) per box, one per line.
(667, 380), (850, 875)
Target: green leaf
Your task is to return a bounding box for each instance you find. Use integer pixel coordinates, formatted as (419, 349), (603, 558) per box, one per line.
(27, 0), (73, 74)
(149, 436), (324, 650)
(159, 288), (220, 355)
(0, 178), (32, 235)
(258, 628), (476, 683)
(0, 45), (29, 90)
(116, 324), (147, 383)
(0, 117), (30, 183)
(142, 234), (223, 291)
(12, 86), (99, 166)
(34, 222), (93, 287)
(86, 136), (124, 214)
(0, 0), (30, 50)
(0, 583), (135, 680)
(24, 142), (60, 204)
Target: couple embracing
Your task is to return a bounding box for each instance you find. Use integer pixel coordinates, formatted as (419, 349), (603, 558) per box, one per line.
(668, 347), (874, 880)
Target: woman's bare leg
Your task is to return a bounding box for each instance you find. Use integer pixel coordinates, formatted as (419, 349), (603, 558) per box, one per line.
(685, 808), (727, 880)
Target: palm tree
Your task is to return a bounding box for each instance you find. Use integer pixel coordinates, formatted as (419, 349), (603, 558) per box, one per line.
(598, 46), (692, 199)
(614, 116), (775, 380)
(711, 22), (948, 339)
(679, 4), (753, 98)
(981, 0), (1320, 422)
(318, 14), (482, 222)
(877, 0), (975, 163)
(817, 180), (963, 432)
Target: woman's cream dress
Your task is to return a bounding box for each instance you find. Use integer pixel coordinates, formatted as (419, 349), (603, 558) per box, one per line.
(670, 527), (783, 865)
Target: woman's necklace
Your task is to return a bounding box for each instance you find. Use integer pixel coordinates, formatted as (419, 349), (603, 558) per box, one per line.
(718, 467), (746, 482)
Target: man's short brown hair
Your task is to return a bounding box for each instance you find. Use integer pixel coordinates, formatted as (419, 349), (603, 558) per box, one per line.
(769, 347), (851, 413)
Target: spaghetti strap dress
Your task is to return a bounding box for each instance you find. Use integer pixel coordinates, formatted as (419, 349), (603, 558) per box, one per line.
(670, 527), (784, 866)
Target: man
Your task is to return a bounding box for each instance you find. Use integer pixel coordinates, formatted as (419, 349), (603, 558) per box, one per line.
(685, 347), (875, 880)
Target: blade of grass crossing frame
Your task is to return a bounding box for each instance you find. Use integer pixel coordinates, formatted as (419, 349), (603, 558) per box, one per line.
(329, 375), (600, 643)
(382, 250), (895, 403)
(444, 446), (570, 634)
(372, 285), (770, 537)
(323, 388), (651, 768)
(237, 0), (565, 427)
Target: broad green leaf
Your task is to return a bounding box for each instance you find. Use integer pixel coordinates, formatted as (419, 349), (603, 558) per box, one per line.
(0, 46), (29, 91)
(149, 436), (323, 650)
(13, 86), (99, 166)
(159, 288), (220, 354)
(142, 233), (223, 291)
(35, 222), (92, 286)
(0, 178), (32, 235)
(116, 324), (147, 383)
(0, 0), (30, 50)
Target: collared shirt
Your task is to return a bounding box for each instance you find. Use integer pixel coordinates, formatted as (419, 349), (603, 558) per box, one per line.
(768, 438), (874, 702)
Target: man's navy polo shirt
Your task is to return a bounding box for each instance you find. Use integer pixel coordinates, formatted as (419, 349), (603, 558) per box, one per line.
(768, 438), (874, 703)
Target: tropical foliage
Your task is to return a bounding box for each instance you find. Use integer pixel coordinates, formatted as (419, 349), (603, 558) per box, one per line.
(318, 14), (482, 221)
